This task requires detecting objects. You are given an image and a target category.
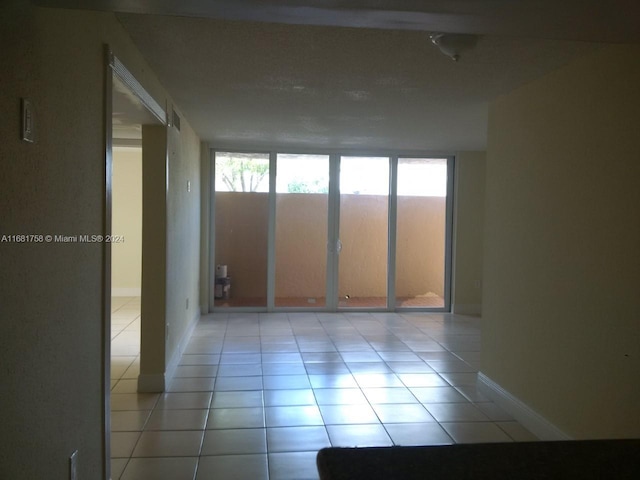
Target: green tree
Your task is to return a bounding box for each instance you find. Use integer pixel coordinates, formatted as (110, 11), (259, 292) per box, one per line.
(287, 178), (329, 194)
(217, 154), (269, 192)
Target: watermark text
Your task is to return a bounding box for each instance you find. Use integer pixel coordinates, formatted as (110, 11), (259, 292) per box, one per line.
(1, 234), (125, 243)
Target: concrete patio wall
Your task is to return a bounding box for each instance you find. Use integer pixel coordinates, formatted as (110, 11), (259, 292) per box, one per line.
(215, 192), (445, 299)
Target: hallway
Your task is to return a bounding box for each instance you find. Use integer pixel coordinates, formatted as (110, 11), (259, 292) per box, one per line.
(110, 299), (535, 479)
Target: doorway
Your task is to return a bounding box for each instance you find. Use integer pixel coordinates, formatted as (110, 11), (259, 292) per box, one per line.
(210, 151), (454, 312)
(110, 77), (145, 402)
(104, 49), (168, 478)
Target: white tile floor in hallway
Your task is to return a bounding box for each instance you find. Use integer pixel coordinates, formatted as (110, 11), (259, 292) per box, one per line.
(110, 300), (537, 480)
(111, 297), (141, 393)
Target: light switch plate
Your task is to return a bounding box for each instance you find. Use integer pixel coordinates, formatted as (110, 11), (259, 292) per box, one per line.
(21, 98), (35, 143)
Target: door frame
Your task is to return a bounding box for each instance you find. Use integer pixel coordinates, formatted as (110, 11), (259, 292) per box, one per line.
(331, 153), (393, 311)
(103, 45), (167, 480)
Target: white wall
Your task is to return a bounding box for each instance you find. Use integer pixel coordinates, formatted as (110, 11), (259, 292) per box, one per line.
(165, 120), (202, 382)
(112, 147), (142, 296)
(138, 115), (202, 393)
(0, 3), (201, 478)
(481, 45), (640, 439)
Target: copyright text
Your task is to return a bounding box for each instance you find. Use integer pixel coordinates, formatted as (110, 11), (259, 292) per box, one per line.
(1, 234), (125, 243)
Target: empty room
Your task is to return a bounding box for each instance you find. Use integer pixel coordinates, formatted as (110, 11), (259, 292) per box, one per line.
(1, 1), (639, 479)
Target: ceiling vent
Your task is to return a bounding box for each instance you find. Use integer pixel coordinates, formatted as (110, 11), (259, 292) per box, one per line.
(172, 109), (181, 131)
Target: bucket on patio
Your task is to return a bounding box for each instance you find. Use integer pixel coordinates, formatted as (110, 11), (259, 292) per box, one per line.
(214, 276), (231, 300)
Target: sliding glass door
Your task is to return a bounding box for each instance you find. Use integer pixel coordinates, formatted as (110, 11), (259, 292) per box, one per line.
(395, 158), (449, 308)
(337, 156), (389, 308)
(213, 152), (269, 307)
(211, 150), (452, 312)
(275, 154), (330, 308)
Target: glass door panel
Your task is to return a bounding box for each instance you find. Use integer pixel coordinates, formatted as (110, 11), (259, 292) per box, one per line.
(275, 154), (330, 308)
(214, 152), (269, 307)
(338, 156), (389, 308)
(395, 158), (448, 308)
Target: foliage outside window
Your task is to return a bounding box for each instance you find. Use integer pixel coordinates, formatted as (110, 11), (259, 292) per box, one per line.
(215, 152), (269, 192)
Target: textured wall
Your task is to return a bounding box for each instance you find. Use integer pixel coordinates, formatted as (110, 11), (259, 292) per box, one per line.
(275, 193), (328, 298)
(338, 194), (389, 297)
(452, 152), (485, 314)
(165, 119), (201, 361)
(396, 195), (446, 297)
(483, 45), (640, 438)
(0, 3), (201, 478)
(140, 125), (168, 385)
(1, 4), (113, 478)
(215, 192), (269, 299)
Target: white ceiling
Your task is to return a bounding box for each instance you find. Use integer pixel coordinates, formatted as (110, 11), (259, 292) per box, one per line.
(37, 0), (640, 151)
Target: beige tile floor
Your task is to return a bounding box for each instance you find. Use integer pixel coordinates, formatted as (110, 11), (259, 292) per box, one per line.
(110, 297), (537, 480)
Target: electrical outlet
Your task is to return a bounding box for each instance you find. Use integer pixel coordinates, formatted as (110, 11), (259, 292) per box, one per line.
(69, 450), (78, 480)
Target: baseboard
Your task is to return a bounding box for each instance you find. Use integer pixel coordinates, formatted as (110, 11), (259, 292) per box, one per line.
(452, 303), (481, 315)
(137, 311), (200, 393)
(477, 372), (571, 441)
(111, 287), (141, 297)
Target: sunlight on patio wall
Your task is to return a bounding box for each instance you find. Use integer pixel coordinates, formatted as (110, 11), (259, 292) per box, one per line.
(276, 193), (327, 299)
(338, 194), (388, 297)
(215, 192), (444, 299)
(215, 192), (268, 299)
(396, 195), (446, 297)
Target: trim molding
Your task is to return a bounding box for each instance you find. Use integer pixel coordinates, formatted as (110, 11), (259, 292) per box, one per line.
(477, 372), (571, 441)
(111, 287), (142, 297)
(102, 44), (114, 480)
(110, 54), (166, 125)
(113, 138), (142, 149)
(452, 303), (481, 315)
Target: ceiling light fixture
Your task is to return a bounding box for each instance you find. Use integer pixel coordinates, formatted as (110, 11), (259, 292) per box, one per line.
(429, 33), (479, 62)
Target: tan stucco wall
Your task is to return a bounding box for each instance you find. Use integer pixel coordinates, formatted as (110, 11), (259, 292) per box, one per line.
(112, 148), (142, 294)
(275, 193), (328, 298)
(396, 195), (446, 297)
(215, 192), (269, 299)
(482, 45), (640, 438)
(338, 194), (389, 297)
(215, 192), (446, 298)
